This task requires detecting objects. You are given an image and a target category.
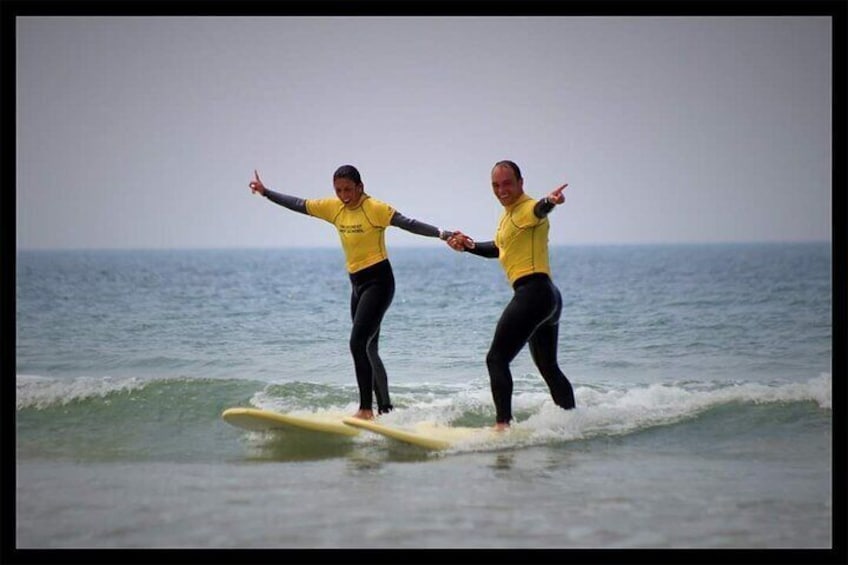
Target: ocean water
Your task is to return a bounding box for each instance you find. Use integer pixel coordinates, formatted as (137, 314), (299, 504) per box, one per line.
(14, 243), (834, 551)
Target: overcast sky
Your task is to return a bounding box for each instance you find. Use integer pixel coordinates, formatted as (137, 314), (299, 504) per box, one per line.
(15, 15), (832, 249)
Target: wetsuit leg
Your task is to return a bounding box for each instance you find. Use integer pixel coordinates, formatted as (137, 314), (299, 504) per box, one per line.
(367, 327), (394, 414)
(349, 263), (394, 412)
(527, 285), (576, 410)
(486, 275), (556, 424)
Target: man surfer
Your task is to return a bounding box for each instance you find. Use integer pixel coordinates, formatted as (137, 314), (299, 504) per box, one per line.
(446, 160), (576, 430)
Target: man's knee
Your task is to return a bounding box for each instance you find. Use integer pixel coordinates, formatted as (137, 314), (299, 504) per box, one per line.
(486, 349), (507, 372)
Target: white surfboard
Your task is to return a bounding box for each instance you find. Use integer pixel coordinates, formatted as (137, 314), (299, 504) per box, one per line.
(222, 407), (360, 437)
(342, 417), (496, 450)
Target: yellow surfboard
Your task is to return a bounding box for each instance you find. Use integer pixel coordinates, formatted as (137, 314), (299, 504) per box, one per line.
(342, 417), (493, 450)
(222, 407), (360, 437)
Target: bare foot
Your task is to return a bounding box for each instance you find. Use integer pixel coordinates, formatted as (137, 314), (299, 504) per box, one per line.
(493, 422), (510, 432)
(352, 409), (374, 420)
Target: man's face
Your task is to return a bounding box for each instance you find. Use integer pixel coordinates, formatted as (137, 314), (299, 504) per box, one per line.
(491, 165), (524, 207)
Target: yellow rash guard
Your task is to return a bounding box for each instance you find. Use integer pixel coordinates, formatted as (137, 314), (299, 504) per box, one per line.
(495, 193), (552, 285)
(306, 195), (396, 273)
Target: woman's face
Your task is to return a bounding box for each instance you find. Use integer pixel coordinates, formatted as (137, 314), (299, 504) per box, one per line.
(333, 177), (364, 207)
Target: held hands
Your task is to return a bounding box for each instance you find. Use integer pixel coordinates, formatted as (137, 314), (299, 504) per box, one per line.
(446, 231), (475, 251)
(546, 183), (568, 205)
(249, 170), (267, 195)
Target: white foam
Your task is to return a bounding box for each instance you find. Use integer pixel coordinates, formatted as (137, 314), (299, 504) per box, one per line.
(519, 373), (832, 445)
(16, 374), (148, 410)
(414, 373), (833, 453)
(249, 387), (360, 416)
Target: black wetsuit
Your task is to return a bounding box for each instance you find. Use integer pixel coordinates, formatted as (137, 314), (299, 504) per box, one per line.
(348, 258), (394, 413)
(263, 189), (449, 414)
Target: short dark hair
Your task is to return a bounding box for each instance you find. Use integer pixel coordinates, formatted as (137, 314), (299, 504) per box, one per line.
(333, 164), (363, 185)
(493, 160), (522, 181)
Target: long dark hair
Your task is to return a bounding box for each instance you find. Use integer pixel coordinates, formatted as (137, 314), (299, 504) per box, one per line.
(333, 164), (363, 186)
(493, 160), (523, 181)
